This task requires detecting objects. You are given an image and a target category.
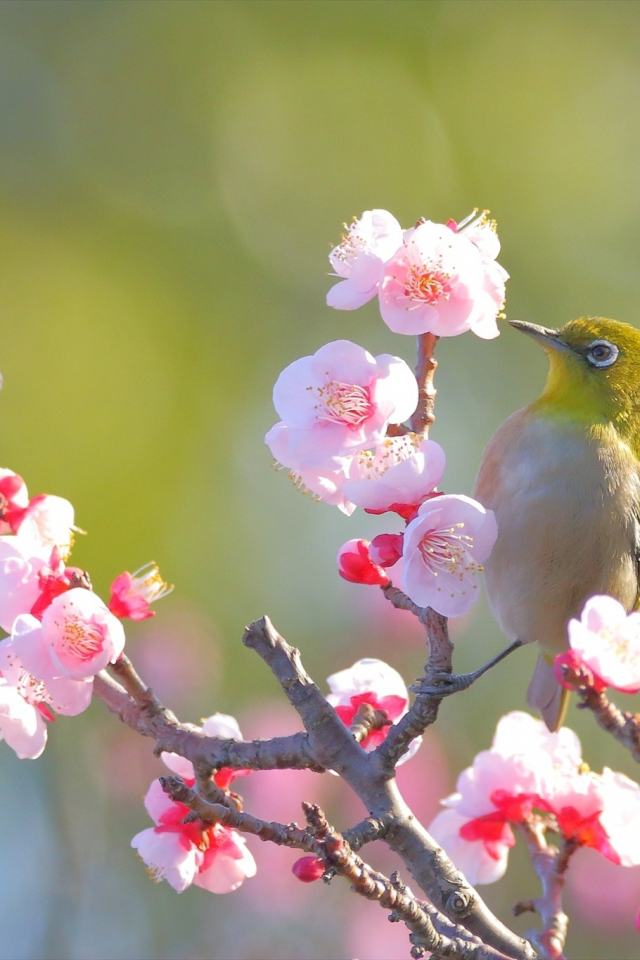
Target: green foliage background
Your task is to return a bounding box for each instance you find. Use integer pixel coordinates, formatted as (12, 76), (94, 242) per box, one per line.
(1, 2), (640, 958)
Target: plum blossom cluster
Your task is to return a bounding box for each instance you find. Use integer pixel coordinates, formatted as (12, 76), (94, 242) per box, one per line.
(132, 715), (257, 895)
(0, 467), (171, 759)
(555, 595), (640, 695)
(327, 209), (508, 339)
(429, 711), (640, 886)
(266, 208), (503, 617)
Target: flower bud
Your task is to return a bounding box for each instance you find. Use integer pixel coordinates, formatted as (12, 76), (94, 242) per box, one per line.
(292, 856), (325, 883)
(337, 539), (390, 586)
(369, 533), (403, 568)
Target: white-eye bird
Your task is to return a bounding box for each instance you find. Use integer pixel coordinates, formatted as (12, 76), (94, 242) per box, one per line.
(474, 317), (640, 730)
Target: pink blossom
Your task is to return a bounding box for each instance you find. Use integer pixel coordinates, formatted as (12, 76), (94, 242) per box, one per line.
(39, 588), (126, 680)
(378, 217), (505, 339)
(327, 210), (403, 310)
(430, 711), (640, 884)
(566, 595), (640, 694)
(162, 713), (249, 791)
(401, 494), (497, 617)
(0, 626), (93, 758)
(270, 340), (418, 469)
(132, 778), (257, 894)
(344, 437), (446, 521)
(109, 562), (173, 621)
(337, 539), (390, 586)
(429, 808), (513, 886)
(265, 421), (356, 515)
(0, 536), (48, 632)
(14, 494), (78, 559)
(0, 469), (29, 535)
(326, 658), (420, 762)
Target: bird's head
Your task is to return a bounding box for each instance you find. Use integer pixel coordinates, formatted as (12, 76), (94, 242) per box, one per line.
(511, 316), (640, 443)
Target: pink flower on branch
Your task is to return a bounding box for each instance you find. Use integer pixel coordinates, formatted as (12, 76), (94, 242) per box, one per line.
(326, 658), (420, 761)
(270, 340), (417, 470)
(378, 215), (506, 339)
(401, 494), (497, 617)
(265, 421), (357, 516)
(561, 595), (640, 694)
(131, 778), (257, 894)
(344, 437), (446, 521)
(326, 209), (403, 310)
(0, 626), (92, 759)
(13, 494), (78, 560)
(109, 563), (173, 621)
(0, 469), (29, 535)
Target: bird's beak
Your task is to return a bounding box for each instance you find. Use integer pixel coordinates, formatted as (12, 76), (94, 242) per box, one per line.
(508, 320), (569, 352)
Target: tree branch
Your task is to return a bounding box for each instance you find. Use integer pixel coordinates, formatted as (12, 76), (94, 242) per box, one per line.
(410, 332), (439, 437)
(514, 821), (573, 960)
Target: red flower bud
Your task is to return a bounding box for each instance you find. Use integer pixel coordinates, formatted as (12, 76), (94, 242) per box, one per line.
(337, 539), (390, 586)
(292, 856), (325, 883)
(369, 533), (403, 568)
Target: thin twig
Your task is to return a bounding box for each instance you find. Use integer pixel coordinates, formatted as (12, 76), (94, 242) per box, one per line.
(410, 333), (439, 436)
(515, 821), (573, 960)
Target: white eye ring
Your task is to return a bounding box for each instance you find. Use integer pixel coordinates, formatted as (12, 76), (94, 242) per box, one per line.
(586, 339), (619, 368)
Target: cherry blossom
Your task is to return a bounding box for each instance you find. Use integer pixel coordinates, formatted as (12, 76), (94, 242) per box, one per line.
(378, 217), (505, 339)
(0, 627), (93, 759)
(344, 437), (446, 521)
(401, 494), (498, 617)
(337, 539), (390, 587)
(326, 658), (420, 762)
(13, 494), (78, 559)
(0, 536), (49, 632)
(326, 209), (403, 310)
(430, 712), (640, 885)
(131, 778), (257, 894)
(270, 340), (418, 469)
(20, 588), (127, 681)
(265, 421), (356, 515)
(0, 469), (29, 535)
(563, 595), (640, 694)
(161, 713), (249, 791)
(109, 562), (173, 621)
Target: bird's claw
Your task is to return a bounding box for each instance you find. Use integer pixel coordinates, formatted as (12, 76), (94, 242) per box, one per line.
(411, 670), (478, 699)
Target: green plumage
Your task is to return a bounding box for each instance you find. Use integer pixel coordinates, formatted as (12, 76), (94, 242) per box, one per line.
(474, 317), (640, 730)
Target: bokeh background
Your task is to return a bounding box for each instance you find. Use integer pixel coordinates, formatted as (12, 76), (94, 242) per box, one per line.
(1, 1), (640, 957)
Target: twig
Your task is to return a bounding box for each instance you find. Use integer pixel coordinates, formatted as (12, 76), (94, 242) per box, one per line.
(376, 586), (453, 768)
(557, 660), (640, 762)
(515, 821), (573, 960)
(410, 333), (439, 436)
(350, 701), (391, 743)
(303, 804), (515, 960)
(94, 671), (324, 772)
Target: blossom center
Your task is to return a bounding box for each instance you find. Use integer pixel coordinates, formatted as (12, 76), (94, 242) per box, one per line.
(315, 380), (373, 427)
(405, 263), (451, 305)
(331, 223), (367, 268)
(60, 616), (104, 662)
(417, 523), (482, 580)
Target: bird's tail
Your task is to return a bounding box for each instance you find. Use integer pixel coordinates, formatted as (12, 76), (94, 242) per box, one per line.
(526, 655), (570, 732)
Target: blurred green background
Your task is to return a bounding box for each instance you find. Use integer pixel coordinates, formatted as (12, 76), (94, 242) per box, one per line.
(1, 1), (640, 957)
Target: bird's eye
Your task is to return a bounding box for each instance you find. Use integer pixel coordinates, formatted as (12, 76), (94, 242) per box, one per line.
(586, 339), (619, 368)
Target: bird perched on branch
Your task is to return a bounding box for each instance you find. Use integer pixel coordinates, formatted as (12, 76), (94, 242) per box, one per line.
(474, 317), (640, 730)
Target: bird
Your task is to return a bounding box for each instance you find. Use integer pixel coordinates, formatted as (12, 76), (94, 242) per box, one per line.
(474, 316), (640, 730)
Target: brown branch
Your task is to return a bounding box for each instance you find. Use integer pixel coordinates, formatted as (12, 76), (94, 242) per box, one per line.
(376, 585), (453, 769)
(242, 616), (535, 960)
(515, 821), (573, 960)
(350, 701), (391, 743)
(302, 804), (515, 960)
(410, 333), (439, 436)
(242, 616), (366, 774)
(94, 671), (324, 772)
